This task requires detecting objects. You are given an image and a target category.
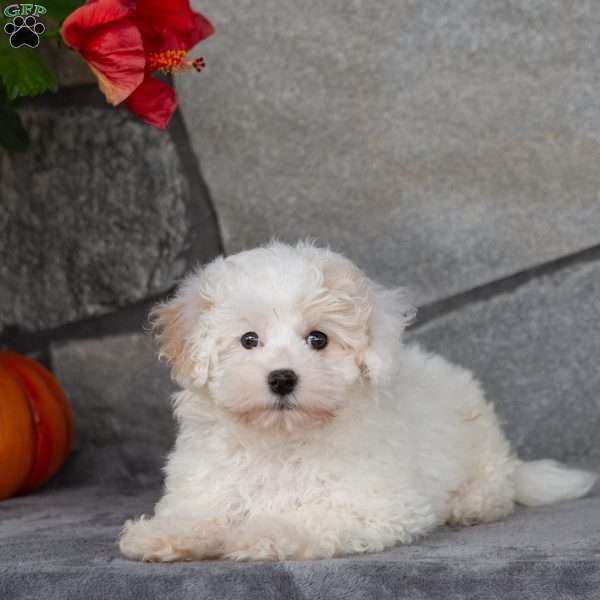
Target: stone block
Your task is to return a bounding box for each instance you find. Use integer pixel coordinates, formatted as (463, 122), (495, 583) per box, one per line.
(0, 103), (212, 333)
(179, 0), (600, 303)
(409, 259), (600, 462)
(51, 332), (176, 485)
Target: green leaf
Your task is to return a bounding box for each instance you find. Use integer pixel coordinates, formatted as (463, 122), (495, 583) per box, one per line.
(0, 35), (57, 99)
(0, 103), (29, 152)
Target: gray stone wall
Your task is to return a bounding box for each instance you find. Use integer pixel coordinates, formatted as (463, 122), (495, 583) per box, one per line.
(178, 0), (600, 304)
(1, 106), (188, 331)
(0, 88), (221, 344)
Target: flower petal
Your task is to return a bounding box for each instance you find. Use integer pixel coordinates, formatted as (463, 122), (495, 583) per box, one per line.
(62, 0), (146, 105)
(134, 0), (214, 52)
(62, 0), (133, 50)
(84, 27), (146, 105)
(125, 76), (177, 129)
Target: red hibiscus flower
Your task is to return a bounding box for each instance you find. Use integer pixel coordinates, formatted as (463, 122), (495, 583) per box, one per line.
(61, 0), (214, 129)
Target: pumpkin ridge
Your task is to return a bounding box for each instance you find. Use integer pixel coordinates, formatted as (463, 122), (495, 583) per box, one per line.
(8, 365), (53, 492)
(4, 353), (74, 468)
(0, 364), (36, 499)
(24, 357), (74, 465)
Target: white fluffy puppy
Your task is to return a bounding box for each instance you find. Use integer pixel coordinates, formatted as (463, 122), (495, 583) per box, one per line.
(120, 242), (597, 561)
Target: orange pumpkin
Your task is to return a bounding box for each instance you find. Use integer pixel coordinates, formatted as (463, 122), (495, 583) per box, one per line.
(0, 352), (73, 500)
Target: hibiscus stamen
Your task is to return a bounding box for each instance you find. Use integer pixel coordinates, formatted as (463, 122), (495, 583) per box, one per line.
(147, 50), (206, 74)
(192, 57), (205, 72)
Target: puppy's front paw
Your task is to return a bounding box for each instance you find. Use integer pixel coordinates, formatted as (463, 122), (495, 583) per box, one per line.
(225, 535), (311, 561)
(223, 516), (321, 561)
(119, 516), (224, 562)
(119, 516), (187, 562)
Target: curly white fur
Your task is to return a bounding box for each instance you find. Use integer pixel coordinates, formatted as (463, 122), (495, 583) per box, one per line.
(119, 241), (597, 562)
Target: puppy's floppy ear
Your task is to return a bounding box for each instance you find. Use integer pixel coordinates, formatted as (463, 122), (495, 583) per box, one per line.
(150, 297), (202, 387)
(305, 244), (414, 383)
(305, 248), (373, 349)
(151, 260), (223, 388)
(362, 284), (416, 385)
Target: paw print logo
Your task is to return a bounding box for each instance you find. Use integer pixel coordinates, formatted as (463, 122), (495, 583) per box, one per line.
(4, 15), (45, 48)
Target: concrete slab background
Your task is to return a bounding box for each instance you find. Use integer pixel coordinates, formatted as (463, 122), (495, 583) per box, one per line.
(178, 0), (600, 304)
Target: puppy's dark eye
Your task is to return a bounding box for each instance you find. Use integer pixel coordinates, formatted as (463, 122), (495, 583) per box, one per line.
(240, 331), (260, 349)
(306, 330), (328, 350)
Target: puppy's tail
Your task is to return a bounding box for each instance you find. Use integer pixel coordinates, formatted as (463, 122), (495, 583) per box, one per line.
(514, 459), (597, 507)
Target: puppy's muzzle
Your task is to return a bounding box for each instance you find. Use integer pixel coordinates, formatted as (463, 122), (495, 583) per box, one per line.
(268, 369), (298, 396)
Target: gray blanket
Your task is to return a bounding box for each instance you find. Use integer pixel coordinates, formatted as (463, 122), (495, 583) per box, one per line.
(1, 480), (598, 600)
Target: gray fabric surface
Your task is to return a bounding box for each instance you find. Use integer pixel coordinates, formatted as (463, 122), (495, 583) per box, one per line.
(1, 481), (598, 599)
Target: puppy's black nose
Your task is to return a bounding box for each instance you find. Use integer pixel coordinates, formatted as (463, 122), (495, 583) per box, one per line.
(268, 369), (298, 396)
